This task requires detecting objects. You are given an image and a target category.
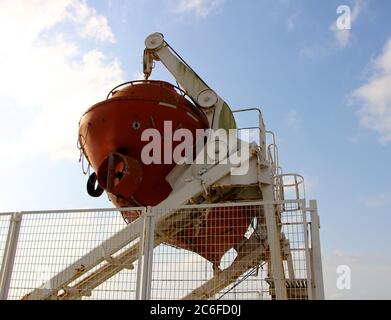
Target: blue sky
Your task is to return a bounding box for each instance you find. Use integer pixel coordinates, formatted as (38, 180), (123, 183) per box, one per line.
(0, 0), (390, 299)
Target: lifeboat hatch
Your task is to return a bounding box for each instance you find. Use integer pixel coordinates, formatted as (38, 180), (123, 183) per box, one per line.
(97, 152), (143, 198)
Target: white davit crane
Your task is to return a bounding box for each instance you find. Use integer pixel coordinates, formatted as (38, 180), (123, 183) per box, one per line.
(143, 32), (236, 131)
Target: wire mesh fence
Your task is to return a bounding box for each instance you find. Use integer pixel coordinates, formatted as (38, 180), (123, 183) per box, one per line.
(150, 202), (310, 300)
(0, 200), (321, 300)
(2, 208), (144, 300)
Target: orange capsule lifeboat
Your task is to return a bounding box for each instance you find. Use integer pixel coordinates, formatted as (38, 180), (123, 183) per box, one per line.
(78, 80), (254, 269)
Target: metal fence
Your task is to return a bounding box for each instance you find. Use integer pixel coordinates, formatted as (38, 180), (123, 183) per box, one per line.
(0, 200), (323, 300)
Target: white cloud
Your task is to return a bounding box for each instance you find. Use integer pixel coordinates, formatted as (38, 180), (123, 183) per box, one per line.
(133, 71), (146, 80)
(299, 1), (366, 59)
(283, 109), (302, 131)
(286, 12), (299, 31)
(0, 0), (123, 161)
(352, 38), (391, 143)
(173, 0), (224, 18)
(66, 0), (116, 43)
(330, 0), (365, 48)
(323, 250), (391, 299)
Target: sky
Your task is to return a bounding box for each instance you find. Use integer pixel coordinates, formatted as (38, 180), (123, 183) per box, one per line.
(0, 0), (390, 299)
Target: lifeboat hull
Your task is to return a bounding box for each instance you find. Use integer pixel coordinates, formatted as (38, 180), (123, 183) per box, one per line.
(79, 80), (254, 269)
(79, 80), (208, 207)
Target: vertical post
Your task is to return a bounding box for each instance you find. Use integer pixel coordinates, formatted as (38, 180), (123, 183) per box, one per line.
(262, 186), (287, 300)
(302, 204), (313, 300)
(0, 212), (22, 300)
(286, 252), (295, 280)
(259, 111), (266, 161)
(309, 200), (324, 300)
(135, 207), (155, 300)
(135, 211), (145, 300)
(143, 207), (155, 300)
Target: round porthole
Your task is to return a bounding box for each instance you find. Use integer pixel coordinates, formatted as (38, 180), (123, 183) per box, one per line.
(132, 120), (141, 130)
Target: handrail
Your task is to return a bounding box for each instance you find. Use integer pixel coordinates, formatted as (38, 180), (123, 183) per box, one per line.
(265, 131), (278, 173)
(106, 80), (188, 100)
(232, 108), (265, 160)
(232, 109), (280, 173)
(0, 199), (306, 217)
(274, 173), (306, 209)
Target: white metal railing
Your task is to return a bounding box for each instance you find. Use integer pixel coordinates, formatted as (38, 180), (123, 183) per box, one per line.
(0, 199), (323, 300)
(232, 108), (280, 176)
(274, 173), (306, 210)
(232, 108), (266, 161)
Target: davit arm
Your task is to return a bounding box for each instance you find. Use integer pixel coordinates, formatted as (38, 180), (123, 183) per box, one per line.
(143, 32), (236, 131)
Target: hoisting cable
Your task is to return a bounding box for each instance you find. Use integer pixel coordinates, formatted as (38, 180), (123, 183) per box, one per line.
(217, 265), (262, 300)
(165, 41), (210, 89)
(77, 123), (91, 175)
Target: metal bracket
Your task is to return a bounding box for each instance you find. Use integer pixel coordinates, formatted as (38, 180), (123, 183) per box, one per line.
(100, 245), (134, 270)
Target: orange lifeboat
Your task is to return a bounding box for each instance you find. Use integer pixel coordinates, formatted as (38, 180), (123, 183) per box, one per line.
(78, 80), (209, 207)
(78, 80), (254, 269)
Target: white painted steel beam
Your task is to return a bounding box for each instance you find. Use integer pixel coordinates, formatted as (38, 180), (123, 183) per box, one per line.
(309, 200), (324, 300)
(0, 213), (22, 300)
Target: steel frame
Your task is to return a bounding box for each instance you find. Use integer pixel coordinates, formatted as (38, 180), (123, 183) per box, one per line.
(0, 212), (22, 300)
